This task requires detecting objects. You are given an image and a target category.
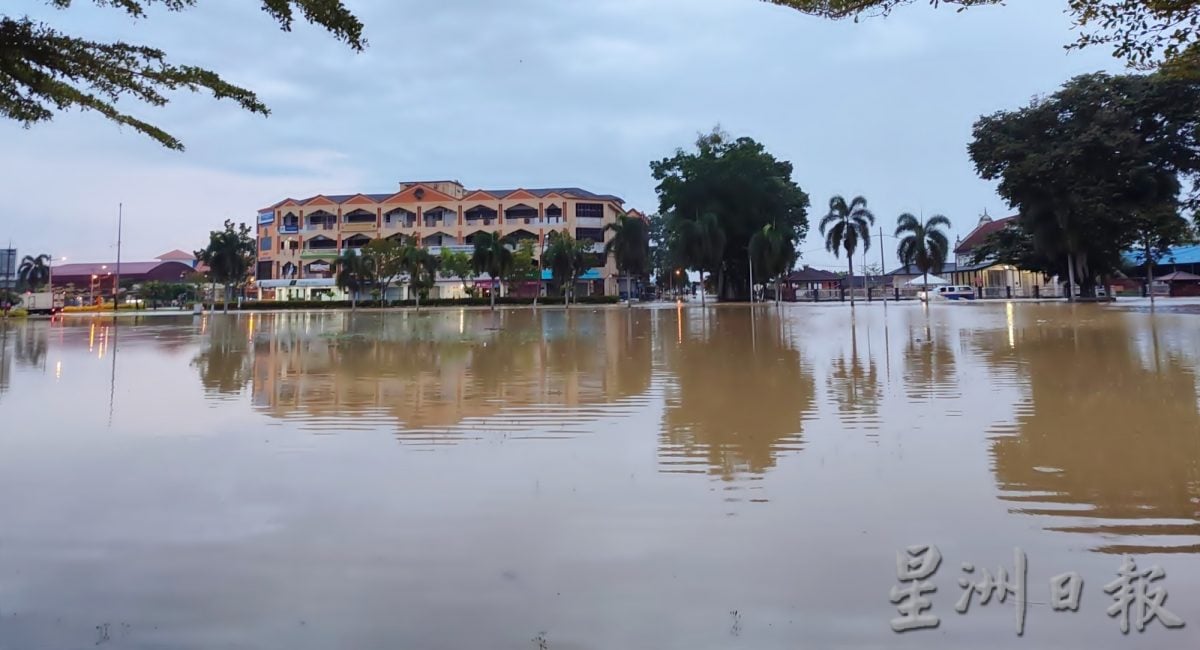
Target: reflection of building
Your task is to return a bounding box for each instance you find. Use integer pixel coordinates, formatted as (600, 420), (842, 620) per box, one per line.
(254, 180), (632, 300)
(980, 313), (1200, 554)
(191, 311), (653, 438)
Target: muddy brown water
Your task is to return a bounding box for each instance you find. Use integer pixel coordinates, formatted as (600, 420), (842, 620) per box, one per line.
(0, 303), (1198, 649)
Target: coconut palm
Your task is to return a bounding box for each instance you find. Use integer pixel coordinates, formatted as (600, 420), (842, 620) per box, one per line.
(894, 213), (952, 292)
(471, 231), (513, 310)
(334, 248), (371, 310)
(17, 253), (51, 291)
(677, 212), (726, 307)
(819, 195), (875, 305)
(749, 224), (796, 306)
(603, 214), (650, 305)
(543, 230), (592, 308)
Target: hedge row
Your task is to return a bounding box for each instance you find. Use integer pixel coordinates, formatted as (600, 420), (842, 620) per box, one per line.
(207, 296), (621, 311)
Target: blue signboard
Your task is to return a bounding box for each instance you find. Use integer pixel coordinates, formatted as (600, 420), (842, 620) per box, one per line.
(257, 210), (275, 225)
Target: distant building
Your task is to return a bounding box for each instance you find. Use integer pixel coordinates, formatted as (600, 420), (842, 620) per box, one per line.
(254, 179), (630, 301)
(947, 212), (1057, 298)
(50, 261), (196, 288)
(780, 265), (841, 301)
(886, 262), (959, 288)
(156, 249), (198, 268)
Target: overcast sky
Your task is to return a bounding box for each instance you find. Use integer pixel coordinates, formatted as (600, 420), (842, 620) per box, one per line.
(2, 0), (1118, 272)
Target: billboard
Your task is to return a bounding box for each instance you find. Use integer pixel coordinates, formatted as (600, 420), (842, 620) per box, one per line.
(0, 248), (15, 287)
(257, 210), (275, 225)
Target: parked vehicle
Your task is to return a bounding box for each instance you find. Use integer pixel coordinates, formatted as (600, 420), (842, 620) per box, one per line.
(921, 285), (977, 301)
(21, 291), (64, 315)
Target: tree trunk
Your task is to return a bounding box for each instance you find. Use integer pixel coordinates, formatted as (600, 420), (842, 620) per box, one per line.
(848, 255), (855, 306)
(923, 272), (929, 301)
(223, 283), (230, 313)
(490, 276), (496, 311)
(1066, 252), (1077, 303)
(1145, 240), (1155, 305)
(700, 270), (706, 308)
(351, 290), (357, 311)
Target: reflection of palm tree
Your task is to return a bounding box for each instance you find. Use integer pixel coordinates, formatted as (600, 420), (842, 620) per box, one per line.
(246, 310), (653, 435)
(827, 326), (881, 426)
(14, 325), (48, 368)
(661, 309), (815, 478)
(902, 316), (957, 400)
(976, 315), (1200, 554)
(191, 317), (252, 394)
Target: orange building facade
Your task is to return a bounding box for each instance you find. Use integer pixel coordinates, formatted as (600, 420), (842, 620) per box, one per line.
(254, 180), (628, 299)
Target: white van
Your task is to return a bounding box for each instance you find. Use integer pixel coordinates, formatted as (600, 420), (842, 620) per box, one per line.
(930, 285), (976, 301)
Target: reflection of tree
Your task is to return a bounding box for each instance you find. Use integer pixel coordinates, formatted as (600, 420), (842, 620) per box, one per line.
(0, 325), (12, 399)
(902, 316), (957, 400)
(246, 310), (653, 436)
(14, 324), (48, 369)
(827, 325), (881, 426)
(981, 318), (1200, 554)
(191, 316), (252, 395)
(660, 309), (815, 478)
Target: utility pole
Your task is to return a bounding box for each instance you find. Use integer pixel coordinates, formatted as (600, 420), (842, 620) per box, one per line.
(748, 247), (755, 303)
(113, 203), (123, 313)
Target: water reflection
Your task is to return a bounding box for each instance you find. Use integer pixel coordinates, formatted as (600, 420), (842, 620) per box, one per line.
(826, 318), (882, 429)
(236, 310), (654, 440)
(0, 323), (49, 400)
(980, 310), (1200, 554)
(902, 308), (959, 401)
(658, 308), (815, 479)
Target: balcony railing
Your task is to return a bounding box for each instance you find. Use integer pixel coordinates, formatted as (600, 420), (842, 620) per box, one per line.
(426, 244), (474, 256)
(301, 249), (338, 259)
(279, 224), (299, 234)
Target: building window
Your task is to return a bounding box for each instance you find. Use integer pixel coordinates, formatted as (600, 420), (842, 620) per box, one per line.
(575, 203), (604, 219)
(260, 236), (272, 252)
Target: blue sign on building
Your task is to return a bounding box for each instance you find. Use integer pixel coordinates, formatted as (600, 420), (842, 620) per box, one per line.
(257, 210), (275, 225)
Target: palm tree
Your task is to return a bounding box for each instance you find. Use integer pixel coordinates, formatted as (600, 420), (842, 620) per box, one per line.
(401, 245), (440, 311)
(17, 254), (51, 291)
(471, 232), (514, 310)
(894, 213), (952, 294)
(543, 230), (592, 308)
(678, 212), (725, 307)
(195, 220), (255, 313)
(749, 224), (796, 306)
(604, 214), (650, 306)
(335, 248), (371, 310)
(819, 195), (875, 305)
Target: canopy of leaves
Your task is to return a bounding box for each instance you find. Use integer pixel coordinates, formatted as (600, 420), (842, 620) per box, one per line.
(651, 127), (809, 300)
(895, 213), (952, 277)
(195, 220), (254, 287)
(543, 230), (592, 300)
(765, 0), (1200, 75)
(969, 72), (1200, 287)
(604, 214), (650, 279)
(17, 253), (51, 291)
(2, 0), (365, 150)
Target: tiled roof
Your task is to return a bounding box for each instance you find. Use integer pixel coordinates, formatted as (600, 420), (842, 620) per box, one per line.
(954, 215), (1018, 254)
(53, 261), (174, 275)
(268, 186), (624, 210)
(156, 249), (195, 261)
(887, 262), (959, 275)
(786, 265), (841, 282)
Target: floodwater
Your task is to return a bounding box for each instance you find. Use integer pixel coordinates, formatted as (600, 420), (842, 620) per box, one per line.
(0, 302), (1198, 649)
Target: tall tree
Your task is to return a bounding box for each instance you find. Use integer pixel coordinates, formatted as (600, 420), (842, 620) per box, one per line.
(438, 249), (477, 297)
(400, 245), (439, 311)
(471, 232), (513, 310)
(651, 127), (809, 301)
(195, 219), (254, 312)
(676, 213), (726, 307)
(505, 240), (541, 303)
(819, 195), (875, 305)
(765, 0), (1200, 77)
(604, 213), (650, 304)
(16, 253), (50, 291)
(543, 230), (592, 308)
(334, 248), (370, 309)
(361, 237), (405, 304)
(969, 72), (1200, 299)
(749, 224), (796, 305)
(894, 213), (952, 292)
(2, 0), (365, 150)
